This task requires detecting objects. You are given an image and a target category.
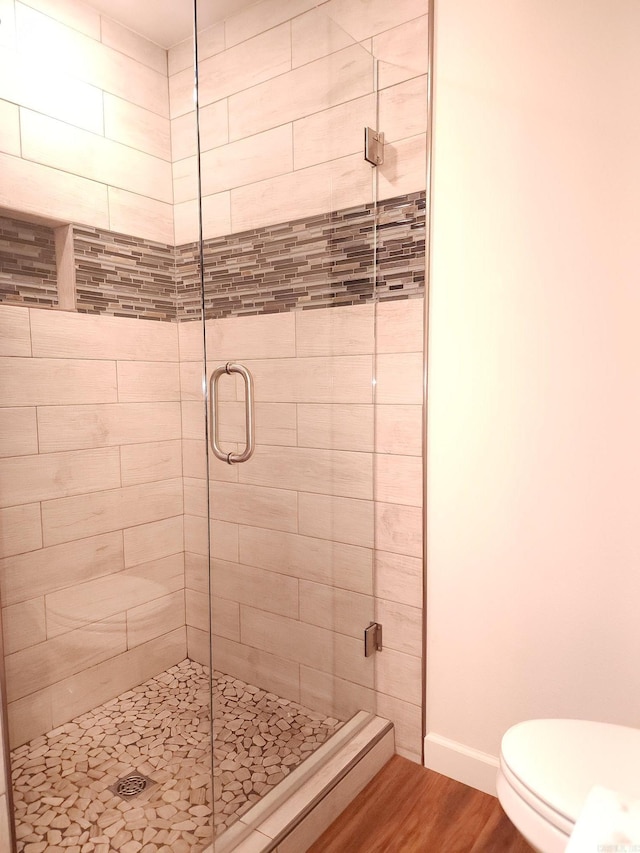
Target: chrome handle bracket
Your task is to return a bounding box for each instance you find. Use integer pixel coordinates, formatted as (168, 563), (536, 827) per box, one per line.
(210, 362), (255, 465)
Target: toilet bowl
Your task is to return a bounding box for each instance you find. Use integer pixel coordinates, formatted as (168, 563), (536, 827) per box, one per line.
(496, 719), (640, 853)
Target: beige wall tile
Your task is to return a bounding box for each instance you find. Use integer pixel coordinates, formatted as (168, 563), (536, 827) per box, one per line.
(186, 589), (208, 632)
(171, 110), (197, 162)
(183, 441), (207, 478)
(127, 589), (185, 648)
(41, 478), (183, 545)
(199, 98), (230, 152)
(375, 453), (423, 506)
(30, 309), (178, 361)
(210, 481), (298, 532)
(7, 687), (53, 749)
(6, 613), (126, 702)
(210, 519), (239, 563)
(0, 407), (38, 457)
(375, 501), (422, 557)
(291, 6), (356, 68)
(117, 361), (180, 402)
(212, 596), (240, 642)
(376, 298), (424, 353)
(21, 109), (173, 204)
(209, 445), (240, 483)
(0, 49), (104, 135)
(239, 445), (373, 500)
(375, 404), (423, 456)
(207, 309), (296, 360)
(181, 405), (204, 447)
(0, 356), (116, 406)
(178, 321), (204, 363)
(22, 0), (101, 40)
(107, 187), (174, 244)
(49, 627), (186, 727)
(228, 45), (374, 140)
(16, 4), (169, 117)
(184, 513), (208, 556)
(121, 439), (183, 486)
(241, 606), (373, 688)
(123, 515), (184, 568)
(45, 553), (184, 638)
(323, 0), (426, 42)
(0, 98), (20, 155)
(373, 15), (429, 89)
(295, 303), (375, 356)
(299, 666), (376, 721)
(242, 355), (373, 404)
(231, 153), (373, 232)
(37, 403), (181, 452)
(0, 531), (123, 606)
(0, 304), (31, 356)
(104, 93), (171, 161)
(0, 151), (109, 230)
(375, 646), (422, 705)
(2, 597), (46, 654)
(100, 17), (167, 75)
(225, 0), (317, 47)
(0, 446), (120, 508)
(297, 404), (374, 452)
(174, 192), (232, 244)
(0, 503), (42, 559)
(293, 93), (375, 169)
(375, 550), (423, 607)
(179, 361), (209, 401)
(217, 402), (297, 447)
(376, 352), (423, 404)
(168, 66), (194, 120)
(183, 476), (207, 516)
(379, 74), (428, 142)
(201, 124), (293, 195)
(299, 581), (373, 639)
(168, 38), (192, 76)
(185, 551), (208, 594)
(239, 526), (373, 594)
(0, 793), (10, 850)
(375, 599), (422, 656)
(375, 692), (421, 758)
(212, 635), (300, 704)
(173, 154), (197, 204)
(212, 558), (299, 619)
(299, 493), (374, 548)
(378, 133), (427, 199)
(186, 625), (209, 666)
(199, 23), (291, 108)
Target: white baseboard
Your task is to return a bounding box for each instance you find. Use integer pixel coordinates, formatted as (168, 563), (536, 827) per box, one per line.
(423, 732), (499, 796)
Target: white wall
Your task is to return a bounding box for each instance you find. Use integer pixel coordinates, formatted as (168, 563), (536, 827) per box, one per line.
(426, 0), (640, 793)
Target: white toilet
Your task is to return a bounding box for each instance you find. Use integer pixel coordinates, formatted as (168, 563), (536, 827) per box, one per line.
(496, 718), (640, 852)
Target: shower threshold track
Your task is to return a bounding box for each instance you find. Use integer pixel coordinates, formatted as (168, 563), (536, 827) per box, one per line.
(10, 660), (342, 852)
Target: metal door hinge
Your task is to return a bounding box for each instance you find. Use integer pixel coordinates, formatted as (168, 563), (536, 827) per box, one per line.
(364, 622), (383, 657)
(364, 127), (385, 166)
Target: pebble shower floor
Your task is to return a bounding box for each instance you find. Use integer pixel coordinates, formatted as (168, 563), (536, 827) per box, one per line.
(10, 660), (342, 852)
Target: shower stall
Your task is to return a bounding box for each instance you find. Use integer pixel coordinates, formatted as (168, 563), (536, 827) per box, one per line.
(0, 0), (428, 849)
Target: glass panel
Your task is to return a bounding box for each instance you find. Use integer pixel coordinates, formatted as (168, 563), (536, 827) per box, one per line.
(0, 3), (214, 851)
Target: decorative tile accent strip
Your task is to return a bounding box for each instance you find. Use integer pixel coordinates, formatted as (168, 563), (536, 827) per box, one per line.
(74, 226), (176, 322)
(10, 660), (342, 850)
(177, 191), (426, 321)
(0, 216), (58, 308)
(1, 192), (424, 322)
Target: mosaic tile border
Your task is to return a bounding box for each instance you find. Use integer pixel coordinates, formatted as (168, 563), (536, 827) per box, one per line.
(0, 192), (425, 322)
(0, 215), (58, 308)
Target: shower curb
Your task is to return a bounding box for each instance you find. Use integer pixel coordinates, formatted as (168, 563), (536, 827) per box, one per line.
(210, 713), (394, 853)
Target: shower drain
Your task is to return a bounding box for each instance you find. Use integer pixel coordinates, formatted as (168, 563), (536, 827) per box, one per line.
(109, 772), (156, 800)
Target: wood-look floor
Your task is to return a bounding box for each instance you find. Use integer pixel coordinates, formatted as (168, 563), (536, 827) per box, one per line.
(308, 755), (536, 853)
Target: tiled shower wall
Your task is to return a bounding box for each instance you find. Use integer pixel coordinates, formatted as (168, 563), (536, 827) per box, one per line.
(180, 299), (424, 763)
(0, 305), (186, 749)
(0, 0), (173, 243)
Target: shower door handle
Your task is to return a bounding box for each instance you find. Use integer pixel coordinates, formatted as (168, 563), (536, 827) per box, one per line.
(210, 363), (255, 464)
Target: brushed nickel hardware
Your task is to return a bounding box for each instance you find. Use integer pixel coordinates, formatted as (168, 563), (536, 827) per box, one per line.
(364, 622), (383, 657)
(210, 362), (255, 464)
(364, 127), (385, 166)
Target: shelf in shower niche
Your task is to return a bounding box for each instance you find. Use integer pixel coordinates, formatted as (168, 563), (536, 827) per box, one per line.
(211, 711), (394, 853)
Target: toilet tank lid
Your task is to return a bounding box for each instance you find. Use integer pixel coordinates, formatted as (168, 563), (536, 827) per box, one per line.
(501, 719), (640, 823)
